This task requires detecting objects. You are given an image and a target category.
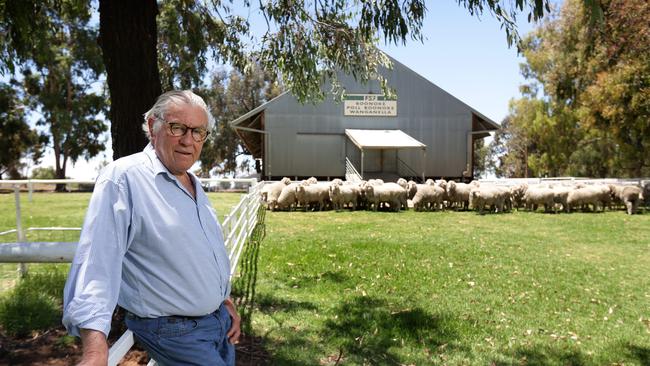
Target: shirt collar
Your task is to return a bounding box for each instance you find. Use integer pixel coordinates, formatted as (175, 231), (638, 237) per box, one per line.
(143, 143), (204, 200)
(143, 143), (172, 177)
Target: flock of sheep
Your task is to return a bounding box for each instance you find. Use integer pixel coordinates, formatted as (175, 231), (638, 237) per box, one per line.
(260, 177), (649, 215)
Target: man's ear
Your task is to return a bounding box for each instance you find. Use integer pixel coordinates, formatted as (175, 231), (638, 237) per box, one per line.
(148, 118), (156, 144)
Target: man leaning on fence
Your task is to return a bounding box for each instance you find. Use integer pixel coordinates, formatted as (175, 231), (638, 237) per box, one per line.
(62, 90), (241, 366)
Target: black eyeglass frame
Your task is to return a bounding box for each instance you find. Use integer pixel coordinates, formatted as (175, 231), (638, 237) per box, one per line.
(162, 120), (210, 142)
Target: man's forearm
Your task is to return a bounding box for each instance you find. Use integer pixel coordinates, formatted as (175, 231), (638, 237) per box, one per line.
(79, 328), (108, 366)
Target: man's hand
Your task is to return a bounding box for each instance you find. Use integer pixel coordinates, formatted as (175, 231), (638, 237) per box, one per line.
(78, 329), (108, 366)
(223, 298), (241, 345)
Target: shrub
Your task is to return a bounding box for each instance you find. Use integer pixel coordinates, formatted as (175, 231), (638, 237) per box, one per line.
(0, 268), (66, 336)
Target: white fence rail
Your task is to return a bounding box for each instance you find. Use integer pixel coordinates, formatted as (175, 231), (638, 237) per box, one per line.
(0, 180), (265, 366)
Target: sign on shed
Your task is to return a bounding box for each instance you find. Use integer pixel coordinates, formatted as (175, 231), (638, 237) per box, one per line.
(344, 94), (397, 117)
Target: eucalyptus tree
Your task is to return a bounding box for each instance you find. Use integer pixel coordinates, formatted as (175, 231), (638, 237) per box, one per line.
(499, 0), (650, 177)
(1, 0), (107, 184)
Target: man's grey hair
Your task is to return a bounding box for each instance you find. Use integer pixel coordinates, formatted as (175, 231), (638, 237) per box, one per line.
(142, 90), (216, 140)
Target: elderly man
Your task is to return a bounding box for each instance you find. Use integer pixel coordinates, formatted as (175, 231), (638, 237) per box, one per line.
(63, 90), (240, 366)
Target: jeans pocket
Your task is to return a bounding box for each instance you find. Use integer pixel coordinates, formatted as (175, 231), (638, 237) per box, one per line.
(158, 318), (199, 338)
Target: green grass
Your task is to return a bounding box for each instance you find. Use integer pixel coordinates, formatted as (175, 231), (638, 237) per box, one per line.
(235, 209), (650, 365)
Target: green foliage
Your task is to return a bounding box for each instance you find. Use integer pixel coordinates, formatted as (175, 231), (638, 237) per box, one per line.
(0, 82), (47, 179)
(30, 166), (56, 179)
(198, 64), (283, 176)
(494, 0), (650, 178)
(0, 268), (67, 336)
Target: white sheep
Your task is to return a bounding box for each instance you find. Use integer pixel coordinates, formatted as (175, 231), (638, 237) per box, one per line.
(329, 184), (360, 210)
(411, 184), (445, 211)
(469, 185), (509, 214)
(611, 185), (642, 215)
(295, 184), (329, 211)
(446, 180), (474, 210)
(566, 186), (602, 212)
(275, 183), (300, 211)
(265, 177), (291, 210)
(364, 183), (406, 212)
(523, 186), (555, 213)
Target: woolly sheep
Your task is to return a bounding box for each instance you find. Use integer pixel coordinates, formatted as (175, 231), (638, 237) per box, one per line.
(469, 185), (509, 214)
(446, 180), (474, 210)
(566, 186), (602, 212)
(411, 184), (445, 211)
(523, 186), (555, 213)
(611, 185), (642, 215)
(364, 183), (406, 212)
(329, 184), (360, 210)
(275, 183), (300, 211)
(295, 184), (329, 211)
(265, 177), (291, 210)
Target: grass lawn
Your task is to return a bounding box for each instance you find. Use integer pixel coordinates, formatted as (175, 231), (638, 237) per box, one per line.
(240, 209), (650, 365)
(1, 192), (649, 365)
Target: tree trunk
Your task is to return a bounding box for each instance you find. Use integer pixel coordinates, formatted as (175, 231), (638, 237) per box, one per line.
(99, 0), (161, 160)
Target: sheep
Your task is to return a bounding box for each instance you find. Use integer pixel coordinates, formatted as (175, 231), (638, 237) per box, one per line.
(611, 185), (642, 215)
(295, 184), (329, 211)
(329, 184), (360, 210)
(406, 180), (418, 200)
(265, 177), (291, 210)
(550, 185), (572, 213)
(364, 183), (406, 212)
(396, 178), (408, 190)
(566, 186), (602, 212)
(523, 186), (555, 213)
(411, 184), (445, 211)
(330, 178), (344, 186)
(446, 180), (474, 210)
(275, 183), (300, 211)
(469, 185), (509, 214)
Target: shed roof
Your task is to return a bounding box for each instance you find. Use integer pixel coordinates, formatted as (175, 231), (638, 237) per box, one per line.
(345, 129), (426, 150)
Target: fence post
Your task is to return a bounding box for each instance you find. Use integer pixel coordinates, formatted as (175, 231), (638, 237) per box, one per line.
(28, 180), (33, 202)
(13, 185), (27, 276)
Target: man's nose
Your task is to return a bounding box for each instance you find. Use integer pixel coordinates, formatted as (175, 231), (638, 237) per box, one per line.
(179, 130), (194, 145)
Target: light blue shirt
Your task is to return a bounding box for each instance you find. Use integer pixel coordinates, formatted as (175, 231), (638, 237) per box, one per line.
(63, 144), (231, 337)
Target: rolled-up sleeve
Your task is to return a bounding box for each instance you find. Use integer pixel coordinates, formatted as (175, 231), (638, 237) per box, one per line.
(62, 178), (131, 337)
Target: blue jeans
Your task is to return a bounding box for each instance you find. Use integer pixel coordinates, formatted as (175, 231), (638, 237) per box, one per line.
(125, 304), (235, 366)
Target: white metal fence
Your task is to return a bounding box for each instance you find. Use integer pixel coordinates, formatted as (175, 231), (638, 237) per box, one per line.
(0, 179), (265, 365)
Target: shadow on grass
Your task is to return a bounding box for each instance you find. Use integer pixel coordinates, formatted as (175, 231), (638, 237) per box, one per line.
(493, 346), (588, 366)
(321, 295), (462, 364)
(627, 343), (650, 365)
(290, 270), (351, 289)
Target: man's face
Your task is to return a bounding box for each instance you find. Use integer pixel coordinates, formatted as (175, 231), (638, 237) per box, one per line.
(149, 102), (208, 177)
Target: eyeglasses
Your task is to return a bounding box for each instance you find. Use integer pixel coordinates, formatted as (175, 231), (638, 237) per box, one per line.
(164, 121), (210, 142)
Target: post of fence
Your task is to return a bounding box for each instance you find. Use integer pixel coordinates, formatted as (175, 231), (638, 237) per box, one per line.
(28, 180), (33, 202)
(13, 185), (27, 276)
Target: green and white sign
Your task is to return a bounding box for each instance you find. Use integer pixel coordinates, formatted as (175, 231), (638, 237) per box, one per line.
(344, 94), (397, 117)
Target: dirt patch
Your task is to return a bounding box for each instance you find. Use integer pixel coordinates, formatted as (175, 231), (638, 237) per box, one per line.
(1, 322), (268, 365)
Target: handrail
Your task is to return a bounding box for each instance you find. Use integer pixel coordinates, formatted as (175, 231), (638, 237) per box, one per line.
(396, 157), (422, 183)
(345, 157), (362, 182)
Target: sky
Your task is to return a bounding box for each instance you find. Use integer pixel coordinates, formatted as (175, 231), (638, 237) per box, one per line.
(37, 1), (542, 180)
